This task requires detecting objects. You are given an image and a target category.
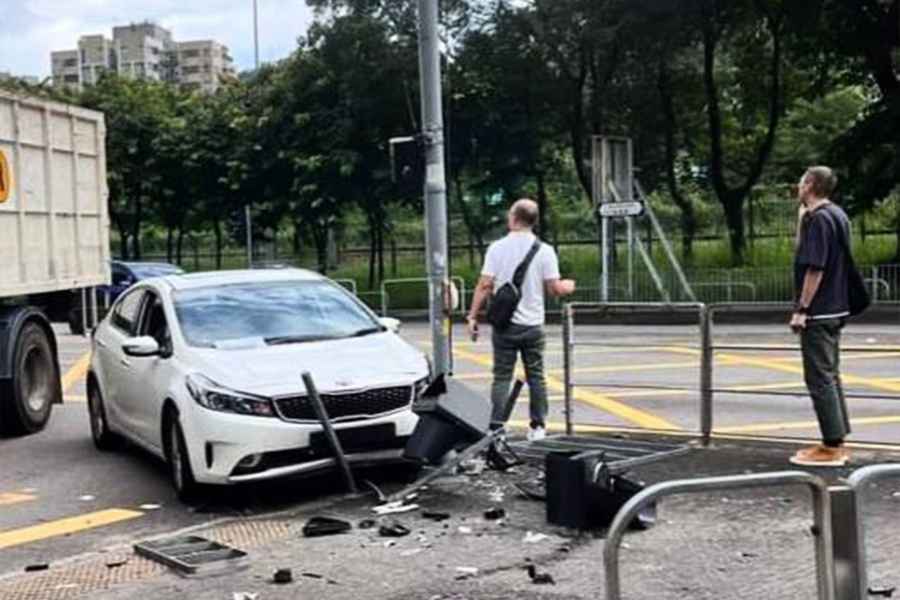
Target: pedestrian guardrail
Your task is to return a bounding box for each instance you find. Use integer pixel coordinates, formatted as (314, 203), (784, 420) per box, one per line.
(380, 277), (467, 317)
(603, 471), (836, 600)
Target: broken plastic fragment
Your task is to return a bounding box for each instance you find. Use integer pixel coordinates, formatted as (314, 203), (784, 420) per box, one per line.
(526, 564), (556, 585)
(232, 594), (259, 600)
(273, 568), (293, 584)
(455, 567), (479, 576)
(79, 495), (96, 502)
(422, 511), (451, 521)
(522, 531), (549, 544)
(373, 501), (420, 515)
(457, 526), (473, 534)
(483, 507), (506, 520)
(868, 586), (897, 597)
(105, 559), (128, 569)
(24, 564), (49, 572)
(379, 521), (412, 537)
(302, 516), (352, 538)
(139, 504), (161, 510)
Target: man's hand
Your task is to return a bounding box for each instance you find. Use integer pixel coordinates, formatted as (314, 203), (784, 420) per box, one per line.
(557, 279), (576, 296)
(465, 315), (479, 342)
(790, 312), (808, 334)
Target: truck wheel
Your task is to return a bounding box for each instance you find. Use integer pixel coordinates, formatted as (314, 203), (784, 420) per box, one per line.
(1, 323), (58, 435)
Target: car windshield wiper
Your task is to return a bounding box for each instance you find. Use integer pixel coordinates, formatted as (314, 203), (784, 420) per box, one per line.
(346, 326), (385, 338)
(264, 334), (338, 346)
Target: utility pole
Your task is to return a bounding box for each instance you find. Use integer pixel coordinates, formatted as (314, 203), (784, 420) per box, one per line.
(253, 0), (260, 69)
(417, 0), (450, 376)
(247, 0), (259, 269)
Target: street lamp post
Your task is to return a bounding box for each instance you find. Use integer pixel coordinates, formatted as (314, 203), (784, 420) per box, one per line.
(417, 0), (450, 376)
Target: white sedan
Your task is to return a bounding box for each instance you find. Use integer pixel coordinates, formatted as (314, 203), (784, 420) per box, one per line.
(87, 269), (430, 501)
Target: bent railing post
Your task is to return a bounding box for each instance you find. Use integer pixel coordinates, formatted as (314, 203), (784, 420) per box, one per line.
(604, 471), (834, 600)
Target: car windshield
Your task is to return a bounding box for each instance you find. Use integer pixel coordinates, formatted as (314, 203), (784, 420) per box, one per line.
(127, 264), (183, 279)
(174, 281), (381, 348)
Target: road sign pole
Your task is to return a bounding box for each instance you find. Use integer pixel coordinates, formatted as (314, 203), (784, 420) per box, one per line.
(417, 0), (450, 376)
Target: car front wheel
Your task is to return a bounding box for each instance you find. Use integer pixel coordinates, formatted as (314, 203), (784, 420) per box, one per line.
(87, 383), (120, 450)
(166, 416), (202, 503)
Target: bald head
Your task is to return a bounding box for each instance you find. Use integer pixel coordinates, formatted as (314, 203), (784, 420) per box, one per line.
(509, 199), (539, 230)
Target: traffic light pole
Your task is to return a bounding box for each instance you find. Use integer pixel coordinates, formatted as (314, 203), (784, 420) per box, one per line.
(417, 0), (450, 376)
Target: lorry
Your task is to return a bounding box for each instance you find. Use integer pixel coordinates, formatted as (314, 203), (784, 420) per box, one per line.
(0, 89), (110, 435)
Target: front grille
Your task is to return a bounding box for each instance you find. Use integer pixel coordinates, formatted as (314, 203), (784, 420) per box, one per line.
(275, 385), (413, 422)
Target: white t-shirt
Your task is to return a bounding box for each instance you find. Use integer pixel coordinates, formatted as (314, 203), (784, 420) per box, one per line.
(482, 231), (560, 327)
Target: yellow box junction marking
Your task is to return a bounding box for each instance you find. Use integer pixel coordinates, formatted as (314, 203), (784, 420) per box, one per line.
(0, 509), (143, 550)
(61, 352), (91, 393)
(452, 346), (679, 431)
(716, 415), (900, 434)
(0, 492), (36, 506)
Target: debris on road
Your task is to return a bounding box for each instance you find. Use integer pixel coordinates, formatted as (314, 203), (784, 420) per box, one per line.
(457, 526), (473, 534)
(302, 516), (352, 538)
(526, 564), (556, 585)
(373, 500), (420, 515)
(455, 566), (479, 579)
(272, 568), (293, 584)
(24, 563), (49, 572)
(869, 585), (897, 597)
(522, 531), (549, 544)
(134, 535), (248, 576)
(358, 519), (377, 529)
(79, 494), (96, 502)
(483, 507), (506, 520)
(139, 503), (162, 511)
(105, 558), (129, 569)
(232, 593), (259, 600)
(379, 521), (412, 537)
(422, 511), (451, 521)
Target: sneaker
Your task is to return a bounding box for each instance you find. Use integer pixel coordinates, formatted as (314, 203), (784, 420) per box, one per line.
(789, 445), (850, 467)
(527, 426), (546, 443)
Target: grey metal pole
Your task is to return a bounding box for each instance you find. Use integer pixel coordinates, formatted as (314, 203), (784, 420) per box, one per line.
(562, 304), (574, 435)
(601, 217), (610, 301)
(245, 204), (253, 268)
(302, 372), (358, 495)
(253, 0), (260, 70)
(417, 0), (450, 376)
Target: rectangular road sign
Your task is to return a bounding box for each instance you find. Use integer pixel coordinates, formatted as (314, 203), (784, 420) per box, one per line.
(599, 201), (644, 218)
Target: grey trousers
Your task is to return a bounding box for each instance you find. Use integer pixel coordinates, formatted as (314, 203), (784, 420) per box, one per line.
(800, 318), (851, 443)
(490, 324), (548, 428)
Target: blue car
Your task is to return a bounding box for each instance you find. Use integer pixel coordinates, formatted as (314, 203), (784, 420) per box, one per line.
(69, 261), (184, 334)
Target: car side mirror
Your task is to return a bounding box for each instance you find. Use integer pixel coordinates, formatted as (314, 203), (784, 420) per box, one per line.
(379, 317), (401, 333)
(122, 336), (161, 358)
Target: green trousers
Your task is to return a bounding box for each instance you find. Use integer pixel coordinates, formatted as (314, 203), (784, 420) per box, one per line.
(490, 324), (548, 428)
(800, 318), (851, 443)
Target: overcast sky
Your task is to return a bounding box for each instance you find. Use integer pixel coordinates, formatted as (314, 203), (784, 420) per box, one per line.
(0, 0), (316, 79)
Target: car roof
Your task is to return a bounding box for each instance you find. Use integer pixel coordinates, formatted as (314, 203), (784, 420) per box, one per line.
(159, 268), (328, 291)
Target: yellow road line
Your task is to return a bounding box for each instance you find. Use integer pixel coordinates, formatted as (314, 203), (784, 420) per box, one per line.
(505, 420), (900, 451)
(60, 352), (91, 393)
(452, 347), (680, 430)
(0, 492), (36, 506)
(453, 360), (702, 381)
(716, 415), (900, 434)
(0, 509), (143, 550)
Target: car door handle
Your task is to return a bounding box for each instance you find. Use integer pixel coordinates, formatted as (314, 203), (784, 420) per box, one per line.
(120, 359), (132, 369)
(96, 339), (109, 349)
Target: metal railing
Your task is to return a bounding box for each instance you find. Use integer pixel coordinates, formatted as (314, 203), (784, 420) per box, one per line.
(380, 276), (467, 317)
(603, 471), (835, 600)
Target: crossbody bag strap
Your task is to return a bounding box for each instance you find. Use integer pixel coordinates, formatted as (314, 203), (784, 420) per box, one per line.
(511, 240), (542, 289)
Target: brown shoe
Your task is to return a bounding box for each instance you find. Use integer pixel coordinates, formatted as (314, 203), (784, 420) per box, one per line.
(789, 445), (850, 467)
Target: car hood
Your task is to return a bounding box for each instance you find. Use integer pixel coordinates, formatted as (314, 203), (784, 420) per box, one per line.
(186, 332), (429, 398)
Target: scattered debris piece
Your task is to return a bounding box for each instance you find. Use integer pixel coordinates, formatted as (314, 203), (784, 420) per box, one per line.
(514, 481), (546, 501)
(105, 559), (129, 569)
(740, 552), (758, 559)
(79, 495), (96, 502)
(455, 566), (479, 579)
(459, 458), (486, 476)
(363, 480), (387, 503)
(383, 540), (397, 548)
(526, 565), (555, 585)
(139, 504), (161, 511)
(891, 492), (900, 499)
(868, 585), (897, 597)
(379, 521), (412, 537)
(358, 519), (377, 529)
(488, 489), (505, 503)
(273, 568), (293, 584)
(484, 507), (506, 520)
(522, 531), (549, 544)
(233, 593), (259, 600)
(374, 501), (420, 515)
(457, 526), (473, 535)
(401, 548), (424, 557)
(301, 572), (323, 580)
(25, 563), (49, 572)
(134, 536), (247, 576)
(422, 511), (451, 522)
(303, 516), (352, 538)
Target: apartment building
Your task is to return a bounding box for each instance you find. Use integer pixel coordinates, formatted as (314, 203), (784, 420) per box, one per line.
(51, 22), (234, 92)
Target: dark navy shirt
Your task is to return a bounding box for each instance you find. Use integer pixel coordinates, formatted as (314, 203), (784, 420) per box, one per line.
(793, 203), (851, 319)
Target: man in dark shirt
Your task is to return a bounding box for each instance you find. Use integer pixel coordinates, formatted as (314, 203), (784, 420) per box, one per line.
(789, 166), (852, 466)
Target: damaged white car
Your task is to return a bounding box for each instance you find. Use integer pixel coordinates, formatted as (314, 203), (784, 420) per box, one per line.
(87, 269), (430, 500)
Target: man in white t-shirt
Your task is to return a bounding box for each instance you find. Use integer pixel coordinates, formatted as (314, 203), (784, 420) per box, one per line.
(466, 199), (575, 441)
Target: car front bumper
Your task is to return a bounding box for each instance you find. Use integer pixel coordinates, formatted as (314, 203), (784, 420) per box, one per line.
(182, 404), (420, 485)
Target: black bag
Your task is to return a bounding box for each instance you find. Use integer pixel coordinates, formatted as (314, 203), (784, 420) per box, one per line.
(821, 207), (871, 316)
(486, 240), (542, 330)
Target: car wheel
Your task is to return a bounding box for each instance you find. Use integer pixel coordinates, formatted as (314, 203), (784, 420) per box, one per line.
(87, 383), (120, 450)
(167, 416), (202, 503)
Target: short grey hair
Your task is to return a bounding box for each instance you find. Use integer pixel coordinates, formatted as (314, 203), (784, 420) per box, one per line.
(804, 166), (838, 198)
(510, 198), (539, 228)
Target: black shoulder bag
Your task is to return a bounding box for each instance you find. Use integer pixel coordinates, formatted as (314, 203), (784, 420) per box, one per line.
(487, 240), (542, 331)
(820, 207), (871, 317)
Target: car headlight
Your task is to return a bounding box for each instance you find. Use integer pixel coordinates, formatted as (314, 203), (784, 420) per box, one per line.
(185, 374), (275, 417)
